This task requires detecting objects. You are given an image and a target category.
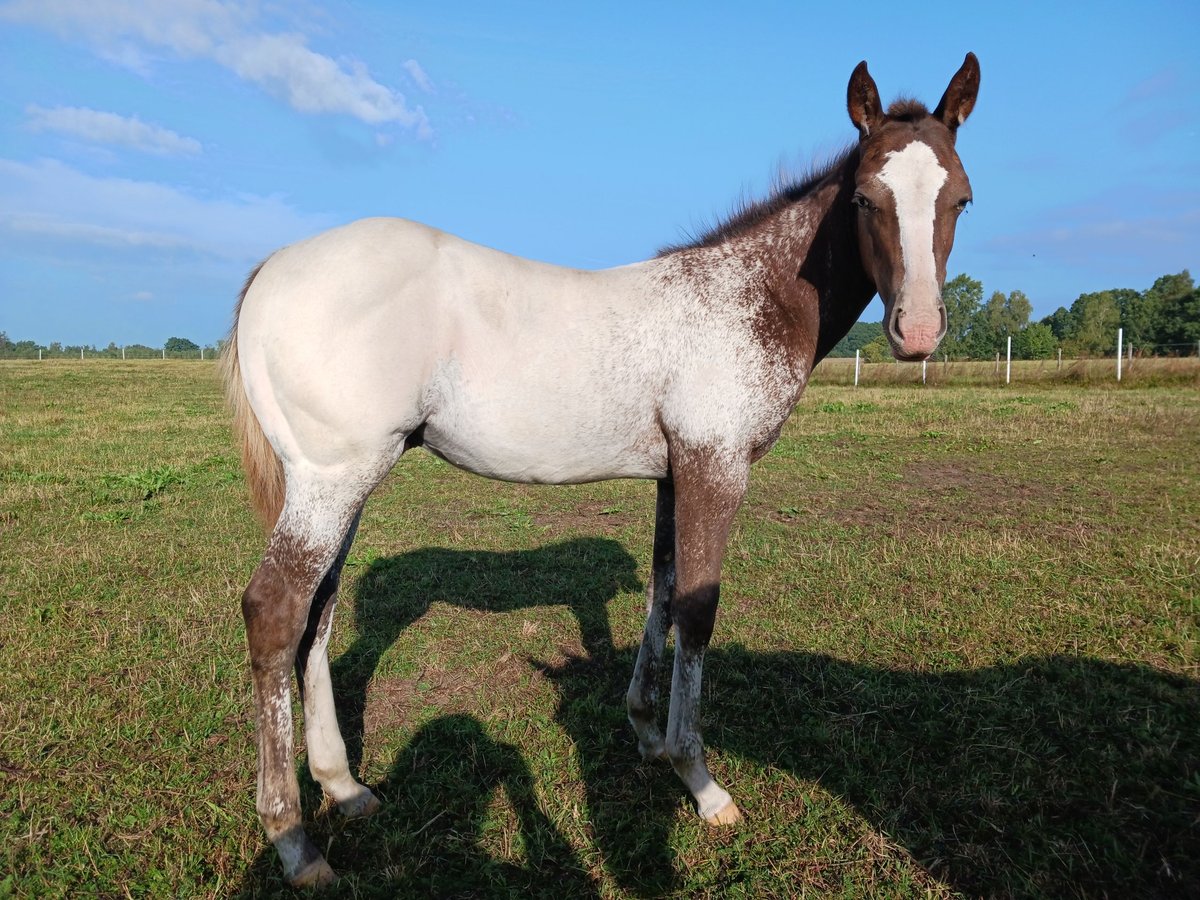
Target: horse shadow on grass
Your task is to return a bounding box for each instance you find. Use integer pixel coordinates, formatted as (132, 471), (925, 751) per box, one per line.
(235, 537), (638, 897)
(236, 539), (1200, 898)
(543, 647), (1200, 898)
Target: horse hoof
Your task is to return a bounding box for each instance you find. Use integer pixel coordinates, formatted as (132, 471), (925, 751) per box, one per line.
(637, 740), (668, 762)
(339, 788), (382, 819)
(290, 857), (337, 888)
(703, 800), (742, 826)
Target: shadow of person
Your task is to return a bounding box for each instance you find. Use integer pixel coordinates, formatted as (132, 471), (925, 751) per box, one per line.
(237, 714), (600, 897)
(541, 646), (1200, 898)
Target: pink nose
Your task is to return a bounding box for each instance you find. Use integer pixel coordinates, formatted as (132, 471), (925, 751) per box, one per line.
(899, 323), (940, 356)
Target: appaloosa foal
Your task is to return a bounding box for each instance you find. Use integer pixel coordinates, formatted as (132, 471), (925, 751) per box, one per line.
(225, 54), (979, 885)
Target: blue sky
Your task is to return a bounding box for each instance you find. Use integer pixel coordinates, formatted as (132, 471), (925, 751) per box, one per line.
(0, 0), (1196, 347)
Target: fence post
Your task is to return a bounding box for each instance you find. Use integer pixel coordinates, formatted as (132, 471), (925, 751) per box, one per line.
(162, 348), (166, 360)
(1006, 336), (1012, 384)
(38, 349), (42, 360)
(1057, 348), (1062, 370)
(1116, 328), (1123, 382)
(200, 347), (204, 361)
(922, 358), (927, 385)
(854, 349), (860, 387)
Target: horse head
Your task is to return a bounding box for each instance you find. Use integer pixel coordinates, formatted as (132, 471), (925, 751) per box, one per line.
(847, 53), (980, 360)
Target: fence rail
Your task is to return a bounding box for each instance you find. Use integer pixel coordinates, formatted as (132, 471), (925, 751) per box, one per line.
(814, 354), (1200, 387)
(4, 348), (1199, 387)
(1, 347), (218, 361)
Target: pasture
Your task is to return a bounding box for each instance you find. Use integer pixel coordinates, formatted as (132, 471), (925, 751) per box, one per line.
(1, 359), (1197, 898)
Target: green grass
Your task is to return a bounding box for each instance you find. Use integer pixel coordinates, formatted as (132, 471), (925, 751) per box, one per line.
(1, 360), (1197, 898)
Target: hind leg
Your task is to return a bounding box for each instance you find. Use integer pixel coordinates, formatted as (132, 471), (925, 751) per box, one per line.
(295, 508), (381, 818)
(243, 475), (371, 887)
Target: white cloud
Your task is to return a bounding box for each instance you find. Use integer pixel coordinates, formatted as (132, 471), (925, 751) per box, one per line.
(216, 33), (431, 136)
(26, 105), (202, 156)
(0, 156), (333, 261)
(403, 59), (435, 94)
(0, 0), (432, 138)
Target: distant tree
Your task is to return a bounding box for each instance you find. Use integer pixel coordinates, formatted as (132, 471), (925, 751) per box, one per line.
(1041, 306), (1073, 341)
(940, 273), (984, 358)
(829, 320), (884, 357)
(968, 291), (1002, 356)
(1111, 287), (1154, 350)
(971, 289), (1033, 357)
(1066, 291), (1121, 355)
(1005, 289), (1034, 331)
(860, 336), (892, 363)
(1013, 322), (1057, 359)
(1144, 271), (1198, 351)
(165, 336), (199, 352)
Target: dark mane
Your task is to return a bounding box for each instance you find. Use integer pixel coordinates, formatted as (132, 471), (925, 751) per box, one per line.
(657, 145), (856, 256)
(886, 97), (929, 121)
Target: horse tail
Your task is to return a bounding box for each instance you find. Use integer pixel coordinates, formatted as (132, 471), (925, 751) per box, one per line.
(222, 259), (285, 531)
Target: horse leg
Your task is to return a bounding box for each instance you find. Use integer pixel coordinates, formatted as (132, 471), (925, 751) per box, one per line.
(626, 477), (675, 760)
(242, 477), (366, 887)
(294, 508), (380, 819)
(665, 454), (747, 825)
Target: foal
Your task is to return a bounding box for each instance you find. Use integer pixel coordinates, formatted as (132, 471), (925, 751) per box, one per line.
(226, 54), (979, 886)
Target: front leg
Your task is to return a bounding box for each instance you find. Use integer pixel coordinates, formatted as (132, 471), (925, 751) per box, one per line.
(665, 451), (747, 825)
(627, 477), (675, 760)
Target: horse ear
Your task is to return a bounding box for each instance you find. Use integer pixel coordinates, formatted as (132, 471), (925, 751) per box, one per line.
(847, 61), (884, 139)
(933, 52), (980, 133)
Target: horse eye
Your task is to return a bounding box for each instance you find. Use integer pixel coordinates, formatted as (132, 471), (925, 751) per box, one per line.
(956, 197), (972, 212)
(853, 194), (874, 211)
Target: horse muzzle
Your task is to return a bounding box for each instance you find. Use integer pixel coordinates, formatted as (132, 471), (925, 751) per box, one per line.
(886, 297), (947, 360)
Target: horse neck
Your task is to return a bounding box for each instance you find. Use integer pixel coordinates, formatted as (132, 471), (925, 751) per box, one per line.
(723, 152), (878, 364)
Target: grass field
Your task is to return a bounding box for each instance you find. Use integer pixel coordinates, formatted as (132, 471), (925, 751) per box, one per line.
(1, 360), (1197, 898)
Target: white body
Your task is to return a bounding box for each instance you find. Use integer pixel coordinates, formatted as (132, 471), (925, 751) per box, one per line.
(237, 217), (802, 488)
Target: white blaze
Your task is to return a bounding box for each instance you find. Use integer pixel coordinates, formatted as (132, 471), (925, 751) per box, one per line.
(876, 141), (947, 301)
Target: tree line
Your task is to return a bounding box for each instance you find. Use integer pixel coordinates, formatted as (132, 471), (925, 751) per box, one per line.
(0, 335), (218, 359)
(5, 271), (1197, 362)
(830, 270), (1198, 361)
